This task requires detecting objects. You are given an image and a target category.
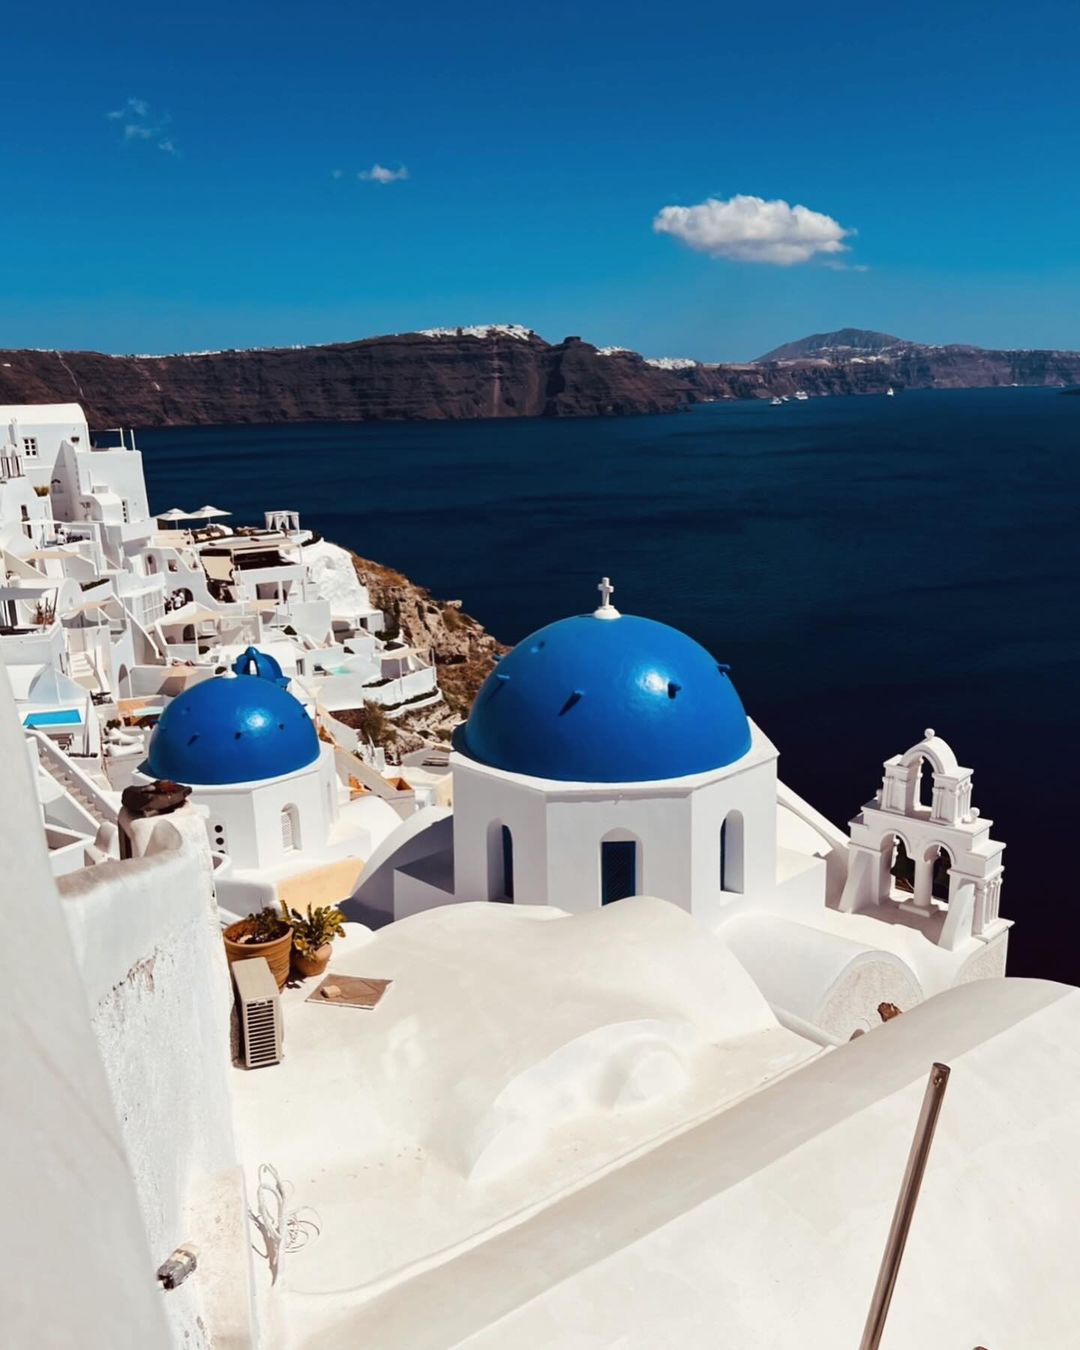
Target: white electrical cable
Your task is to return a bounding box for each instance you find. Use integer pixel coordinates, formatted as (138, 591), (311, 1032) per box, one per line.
(250, 1162), (321, 1285)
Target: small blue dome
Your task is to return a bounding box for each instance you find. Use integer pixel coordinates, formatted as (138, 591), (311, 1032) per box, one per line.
(232, 645), (287, 685)
(143, 674), (320, 785)
(459, 612), (752, 782)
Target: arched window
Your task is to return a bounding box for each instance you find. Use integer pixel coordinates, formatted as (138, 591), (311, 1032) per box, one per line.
(500, 825), (514, 901)
(720, 810), (744, 893)
(281, 804), (300, 852)
(601, 838), (638, 905)
(487, 821), (514, 901)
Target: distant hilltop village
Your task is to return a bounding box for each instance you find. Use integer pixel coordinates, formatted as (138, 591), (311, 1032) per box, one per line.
(3, 324), (1080, 426)
(6, 397), (1080, 1349)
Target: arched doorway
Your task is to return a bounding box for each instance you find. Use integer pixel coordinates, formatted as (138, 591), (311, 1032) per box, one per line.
(601, 836), (639, 905)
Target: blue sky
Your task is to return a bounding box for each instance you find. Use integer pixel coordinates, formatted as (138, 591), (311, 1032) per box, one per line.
(3, 0), (1079, 359)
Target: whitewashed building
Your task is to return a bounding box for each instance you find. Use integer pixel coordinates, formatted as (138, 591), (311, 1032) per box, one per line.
(0, 402), (443, 905)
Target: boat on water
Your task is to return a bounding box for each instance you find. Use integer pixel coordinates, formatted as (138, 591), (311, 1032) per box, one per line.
(886, 386), (895, 397)
(794, 390), (809, 401)
(770, 396), (783, 406)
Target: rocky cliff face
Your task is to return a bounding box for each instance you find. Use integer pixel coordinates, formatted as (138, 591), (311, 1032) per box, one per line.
(345, 552), (507, 756)
(0, 329), (689, 426)
(3, 324), (1078, 427)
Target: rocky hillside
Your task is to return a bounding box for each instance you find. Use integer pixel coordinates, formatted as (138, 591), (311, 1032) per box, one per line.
(342, 552), (507, 756)
(4, 323), (1079, 426)
(750, 329), (1080, 392)
(757, 329), (905, 361)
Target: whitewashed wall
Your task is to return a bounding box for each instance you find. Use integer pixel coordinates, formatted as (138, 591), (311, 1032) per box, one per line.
(59, 806), (246, 1348)
(0, 659), (173, 1348)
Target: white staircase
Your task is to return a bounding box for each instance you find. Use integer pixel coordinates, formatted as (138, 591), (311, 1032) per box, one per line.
(69, 649), (102, 692)
(31, 730), (120, 835)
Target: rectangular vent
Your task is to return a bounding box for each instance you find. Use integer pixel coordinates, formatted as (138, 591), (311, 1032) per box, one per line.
(232, 957), (283, 1069)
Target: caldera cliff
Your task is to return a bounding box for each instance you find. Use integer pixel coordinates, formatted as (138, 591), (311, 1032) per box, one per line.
(3, 323), (1079, 426)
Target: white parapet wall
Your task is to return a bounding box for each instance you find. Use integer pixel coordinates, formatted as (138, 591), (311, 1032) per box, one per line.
(58, 804), (253, 1348)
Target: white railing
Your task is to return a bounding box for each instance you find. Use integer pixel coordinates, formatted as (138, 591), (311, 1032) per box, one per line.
(31, 730), (119, 826)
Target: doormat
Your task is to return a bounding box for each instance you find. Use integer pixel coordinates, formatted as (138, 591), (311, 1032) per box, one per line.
(306, 975), (392, 1010)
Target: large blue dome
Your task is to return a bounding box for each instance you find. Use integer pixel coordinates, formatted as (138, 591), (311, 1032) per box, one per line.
(459, 612), (752, 782)
(143, 674), (320, 785)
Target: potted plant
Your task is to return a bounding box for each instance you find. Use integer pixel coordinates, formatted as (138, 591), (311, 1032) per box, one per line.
(223, 906), (293, 990)
(288, 904), (346, 978)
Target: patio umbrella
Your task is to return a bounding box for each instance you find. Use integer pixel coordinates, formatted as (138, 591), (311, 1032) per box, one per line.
(156, 507), (191, 529)
(192, 504), (232, 519)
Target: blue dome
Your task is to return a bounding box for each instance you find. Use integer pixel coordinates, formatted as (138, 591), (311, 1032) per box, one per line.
(232, 645), (287, 685)
(459, 612), (752, 782)
(143, 674), (320, 785)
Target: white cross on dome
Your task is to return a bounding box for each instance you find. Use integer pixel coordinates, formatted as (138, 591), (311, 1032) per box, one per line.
(594, 576), (620, 619)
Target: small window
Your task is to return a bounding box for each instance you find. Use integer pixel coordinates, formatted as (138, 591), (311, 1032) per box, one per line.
(601, 840), (637, 905)
(281, 804), (300, 851)
(22, 437), (38, 458)
(121, 499), (130, 523)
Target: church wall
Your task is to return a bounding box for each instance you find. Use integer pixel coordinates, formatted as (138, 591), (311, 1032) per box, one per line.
(688, 751), (778, 911)
(545, 792), (693, 912)
(184, 753), (329, 873)
(451, 756), (549, 904)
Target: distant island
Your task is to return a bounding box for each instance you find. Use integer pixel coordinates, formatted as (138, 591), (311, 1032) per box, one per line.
(2, 323), (1078, 426)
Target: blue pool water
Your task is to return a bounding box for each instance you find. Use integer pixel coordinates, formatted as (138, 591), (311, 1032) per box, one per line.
(138, 388), (1080, 983)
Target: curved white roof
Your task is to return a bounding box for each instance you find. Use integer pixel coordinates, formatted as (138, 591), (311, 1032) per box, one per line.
(0, 403), (86, 423)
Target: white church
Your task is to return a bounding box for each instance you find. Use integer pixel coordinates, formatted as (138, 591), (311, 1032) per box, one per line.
(350, 577), (1008, 1040)
(7, 400), (1080, 1350)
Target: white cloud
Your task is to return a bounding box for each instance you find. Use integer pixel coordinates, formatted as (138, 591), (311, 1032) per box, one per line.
(106, 98), (177, 155)
(359, 163), (409, 184)
(653, 193), (853, 266)
(331, 168), (345, 179)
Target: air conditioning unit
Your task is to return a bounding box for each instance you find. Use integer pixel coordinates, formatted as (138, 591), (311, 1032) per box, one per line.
(232, 957), (283, 1069)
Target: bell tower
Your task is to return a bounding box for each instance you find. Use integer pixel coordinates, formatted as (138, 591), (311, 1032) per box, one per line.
(839, 731), (1006, 951)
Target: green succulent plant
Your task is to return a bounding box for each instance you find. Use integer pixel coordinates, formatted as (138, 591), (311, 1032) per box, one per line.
(246, 907), (291, 942)
(288, 904), (346, 957)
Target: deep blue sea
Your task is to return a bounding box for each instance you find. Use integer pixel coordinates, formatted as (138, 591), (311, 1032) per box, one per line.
(139, 389), (1080, 985)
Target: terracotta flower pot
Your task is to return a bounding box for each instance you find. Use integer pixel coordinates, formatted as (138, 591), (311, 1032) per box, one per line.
(223, 918), (293, 990)
(292, 943), (333, 979)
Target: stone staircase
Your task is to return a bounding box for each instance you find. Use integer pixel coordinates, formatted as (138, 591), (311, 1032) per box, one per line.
(69, 648), (102, 692)
(31, 730), (120, 856)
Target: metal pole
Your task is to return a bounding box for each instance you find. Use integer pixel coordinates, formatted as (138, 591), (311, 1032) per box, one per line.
(858, 1061), (951, 1350)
